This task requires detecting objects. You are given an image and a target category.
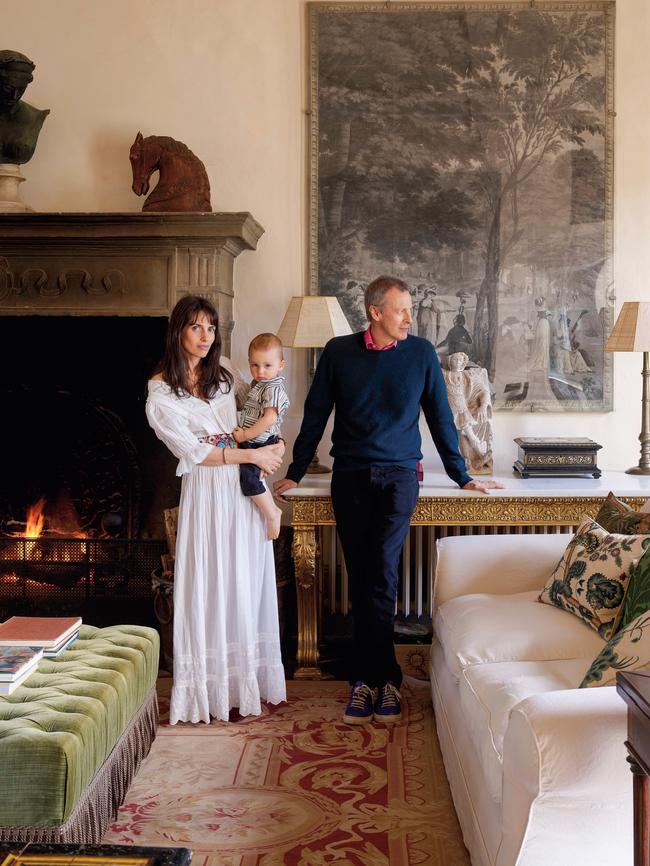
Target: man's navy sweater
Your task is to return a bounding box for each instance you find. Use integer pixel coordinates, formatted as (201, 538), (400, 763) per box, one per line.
(286, 332), (472, 487)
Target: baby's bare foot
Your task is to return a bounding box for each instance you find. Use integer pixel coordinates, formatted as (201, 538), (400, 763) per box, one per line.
(267, 505), (282, 541)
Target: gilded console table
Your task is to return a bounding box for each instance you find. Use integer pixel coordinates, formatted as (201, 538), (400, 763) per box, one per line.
(285, 471), (650, 679)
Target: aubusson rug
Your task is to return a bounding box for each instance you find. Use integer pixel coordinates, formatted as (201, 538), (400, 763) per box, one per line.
(103, 677), (470, 866)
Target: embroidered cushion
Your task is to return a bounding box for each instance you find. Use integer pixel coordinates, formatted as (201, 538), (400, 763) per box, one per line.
(581, 610), (650, 687)
(538, 515), (650, 640)
(594, 491), (650, 535)
(594, 493), (650, 631)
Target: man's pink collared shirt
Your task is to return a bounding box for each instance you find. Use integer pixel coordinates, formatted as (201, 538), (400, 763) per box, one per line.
(364, 327), (397, 351)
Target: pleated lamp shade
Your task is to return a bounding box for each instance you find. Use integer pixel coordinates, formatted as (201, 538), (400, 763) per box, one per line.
(276, 296), (352, 348)
(605, 302), (650, 352)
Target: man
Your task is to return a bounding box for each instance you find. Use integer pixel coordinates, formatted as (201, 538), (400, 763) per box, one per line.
(0, 51), (49, 165)
(274, 276), (503, 725)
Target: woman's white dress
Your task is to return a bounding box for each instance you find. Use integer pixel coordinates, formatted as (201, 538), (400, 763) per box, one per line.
(145, 359), (286, 724)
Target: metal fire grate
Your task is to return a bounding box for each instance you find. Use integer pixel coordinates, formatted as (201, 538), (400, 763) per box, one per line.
(0, 536), (167, 625)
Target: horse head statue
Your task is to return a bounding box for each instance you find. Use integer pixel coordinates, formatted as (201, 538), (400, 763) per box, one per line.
(129, 132), (212, 212)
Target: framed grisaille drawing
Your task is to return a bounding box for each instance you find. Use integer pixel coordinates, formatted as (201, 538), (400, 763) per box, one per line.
(309, 2), (615, 411)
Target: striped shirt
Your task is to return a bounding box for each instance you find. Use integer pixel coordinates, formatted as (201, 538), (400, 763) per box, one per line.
(239, 376), (290, 444)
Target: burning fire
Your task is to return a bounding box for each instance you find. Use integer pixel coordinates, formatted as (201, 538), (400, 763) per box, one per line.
(1, 496), (89, 595)
(9, 495), (87, 539)
(25, 496), (46, 538)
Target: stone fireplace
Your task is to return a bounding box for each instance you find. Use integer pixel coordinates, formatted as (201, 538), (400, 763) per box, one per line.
(0, 211), (263, 622)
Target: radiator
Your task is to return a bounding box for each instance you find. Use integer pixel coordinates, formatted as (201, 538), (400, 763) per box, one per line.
(319, 523), (575, 634)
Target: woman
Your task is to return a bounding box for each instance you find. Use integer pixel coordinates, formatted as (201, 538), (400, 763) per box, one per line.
(146, 295), (287, 724)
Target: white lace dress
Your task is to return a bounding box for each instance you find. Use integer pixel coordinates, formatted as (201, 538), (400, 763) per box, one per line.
(145, 358), (286, 723)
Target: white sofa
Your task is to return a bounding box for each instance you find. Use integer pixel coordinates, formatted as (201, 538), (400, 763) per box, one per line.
(429, 532), (633, 866)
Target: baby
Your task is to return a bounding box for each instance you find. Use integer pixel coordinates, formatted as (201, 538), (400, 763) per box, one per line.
(233, 333), (290, 540)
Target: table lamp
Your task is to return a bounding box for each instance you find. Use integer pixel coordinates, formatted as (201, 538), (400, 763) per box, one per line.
(604, 301), (650, 474)
(277, 295), (352, 473)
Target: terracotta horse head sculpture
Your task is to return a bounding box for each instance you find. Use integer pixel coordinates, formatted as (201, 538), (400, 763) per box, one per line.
(129, 132), (211, 212)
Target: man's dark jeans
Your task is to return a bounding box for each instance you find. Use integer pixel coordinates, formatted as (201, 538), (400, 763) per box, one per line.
(331, 466), (420, 688)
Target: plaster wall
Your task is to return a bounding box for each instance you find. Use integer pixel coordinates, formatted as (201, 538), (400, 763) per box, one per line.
(3, 0), (650, 478)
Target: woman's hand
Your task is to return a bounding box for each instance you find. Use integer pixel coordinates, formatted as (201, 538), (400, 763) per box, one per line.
(251, 442), (284, 476)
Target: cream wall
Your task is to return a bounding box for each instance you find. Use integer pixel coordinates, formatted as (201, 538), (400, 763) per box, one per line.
(4, 0), (650, 477)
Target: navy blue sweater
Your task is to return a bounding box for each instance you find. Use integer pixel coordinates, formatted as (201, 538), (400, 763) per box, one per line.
(286, 332), (472, 487)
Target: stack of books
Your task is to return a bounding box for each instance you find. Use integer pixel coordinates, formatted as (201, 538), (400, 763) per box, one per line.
(0, 645), (43, 695)
(0, 615), (82, 660)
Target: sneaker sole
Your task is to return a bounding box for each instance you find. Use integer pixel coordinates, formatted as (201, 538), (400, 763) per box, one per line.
(343, 713), (373, 725)
(373, 712), (402, 723)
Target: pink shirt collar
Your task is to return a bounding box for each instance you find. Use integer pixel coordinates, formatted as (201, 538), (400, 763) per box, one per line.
(364, 327), (397, 351)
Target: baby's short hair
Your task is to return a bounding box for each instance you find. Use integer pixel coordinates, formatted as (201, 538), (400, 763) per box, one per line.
(249, 332), (284, 357)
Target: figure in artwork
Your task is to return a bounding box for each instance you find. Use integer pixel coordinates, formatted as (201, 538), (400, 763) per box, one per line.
(436, 313), (473, 365)
(416, 286), (446, 343)
(129, 132), (211, 212)
(529, 297), (551, 372)
(443, 351), (494, 475)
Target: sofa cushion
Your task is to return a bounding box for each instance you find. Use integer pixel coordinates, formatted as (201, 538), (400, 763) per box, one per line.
(538, 515), (649, 639)
(595, 494), (650, 629)
(459, 658), (591, 802)
(435, 589), (605, 681)
(620, 549), (650, 630)
(595, 490), (650, 535)
(581, 610), (650, 687)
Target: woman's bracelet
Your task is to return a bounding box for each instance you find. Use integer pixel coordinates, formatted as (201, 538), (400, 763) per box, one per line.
(222, 447), (227, 465)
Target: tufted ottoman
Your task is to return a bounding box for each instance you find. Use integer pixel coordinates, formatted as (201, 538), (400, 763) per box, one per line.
(0, 624), (159, 843)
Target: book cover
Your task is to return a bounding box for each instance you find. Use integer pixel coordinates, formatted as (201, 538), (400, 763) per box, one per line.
(0, 616), (82, 648)
(0, 646), (43, 681)
(0, 662), (40, 694)
(42, 631), (79, 657)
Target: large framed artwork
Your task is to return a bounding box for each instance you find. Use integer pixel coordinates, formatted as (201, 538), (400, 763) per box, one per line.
(309, 1), (614, 411)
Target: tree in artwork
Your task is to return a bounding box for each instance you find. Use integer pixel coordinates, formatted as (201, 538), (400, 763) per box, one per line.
(313, 5), (611, 410)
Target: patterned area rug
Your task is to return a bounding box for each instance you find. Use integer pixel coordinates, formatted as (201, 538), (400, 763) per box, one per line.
(103, 677), (469, 866)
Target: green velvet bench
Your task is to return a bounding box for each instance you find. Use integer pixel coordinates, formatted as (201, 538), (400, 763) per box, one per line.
(0, 624), (159, 843)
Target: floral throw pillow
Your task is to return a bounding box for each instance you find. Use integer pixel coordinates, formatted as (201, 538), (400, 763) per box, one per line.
(581, 610), (650, 687)
(595, 491), (650, 535)
(620, 548), (650, 631)
(594, 493), (650, 631)
(538, 516), (650, 640)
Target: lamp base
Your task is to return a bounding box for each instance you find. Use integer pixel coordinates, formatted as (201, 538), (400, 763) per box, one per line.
(626, 465), (650, 475)
(306, 454), (331, 474)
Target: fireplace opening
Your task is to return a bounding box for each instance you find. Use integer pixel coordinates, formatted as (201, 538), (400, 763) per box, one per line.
(0, 316), (178, 625)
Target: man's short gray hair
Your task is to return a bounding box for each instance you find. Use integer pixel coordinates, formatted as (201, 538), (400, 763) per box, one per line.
(364, 276), (410, 319)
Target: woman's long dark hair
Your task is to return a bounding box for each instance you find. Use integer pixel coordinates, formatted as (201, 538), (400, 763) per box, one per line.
(153, 295), (233, 399)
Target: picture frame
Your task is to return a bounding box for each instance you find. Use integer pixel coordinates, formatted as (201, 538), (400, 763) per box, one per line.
(309, 1), (615, 411)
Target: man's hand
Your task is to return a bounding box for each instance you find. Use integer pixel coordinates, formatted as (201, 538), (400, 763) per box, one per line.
(274, 478), (298, 499)
(462, 478), (506, 495)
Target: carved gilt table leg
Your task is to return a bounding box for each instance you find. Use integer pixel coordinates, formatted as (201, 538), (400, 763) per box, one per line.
(292, 524), (322, 679)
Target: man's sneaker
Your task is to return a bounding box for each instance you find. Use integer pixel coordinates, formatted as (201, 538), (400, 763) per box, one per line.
(343, 681), (375, 725)
(374, 682), (402, 723)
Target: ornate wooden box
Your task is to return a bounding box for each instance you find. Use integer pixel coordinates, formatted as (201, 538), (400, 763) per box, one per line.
(513, 437), (602, 478)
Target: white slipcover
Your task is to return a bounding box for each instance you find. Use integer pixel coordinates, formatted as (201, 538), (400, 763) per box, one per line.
(430, 533), (633, 866)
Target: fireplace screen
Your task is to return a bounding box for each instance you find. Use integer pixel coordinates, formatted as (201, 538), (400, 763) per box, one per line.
(0, 536), (166, 623)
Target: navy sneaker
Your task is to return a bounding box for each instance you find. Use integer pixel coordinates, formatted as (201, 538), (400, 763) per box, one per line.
(374, 681), (402, 723)
(343, 681), (375, 725)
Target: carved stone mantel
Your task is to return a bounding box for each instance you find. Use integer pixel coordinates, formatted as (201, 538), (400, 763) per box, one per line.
(0, 212), (264, 353)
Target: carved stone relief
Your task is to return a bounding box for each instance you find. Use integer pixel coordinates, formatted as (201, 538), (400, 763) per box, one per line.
(0, 213), (264, 354)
